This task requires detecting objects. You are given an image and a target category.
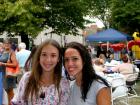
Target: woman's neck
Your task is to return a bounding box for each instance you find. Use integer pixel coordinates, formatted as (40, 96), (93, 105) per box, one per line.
(40, 71), (54, 87)
(75, 72), (82, 86)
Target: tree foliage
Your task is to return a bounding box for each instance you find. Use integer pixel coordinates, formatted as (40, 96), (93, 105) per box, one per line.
(85, 0), (111, 28)
(0, 0), (89, 37)
(110, 0), (140, 34)
(84, 0), (140, 35)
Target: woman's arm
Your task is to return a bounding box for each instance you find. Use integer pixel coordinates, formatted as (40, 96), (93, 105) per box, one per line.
(97, 87), (111, 105)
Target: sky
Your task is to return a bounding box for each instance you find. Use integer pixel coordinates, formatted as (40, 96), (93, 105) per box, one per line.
(84, 16), (104, 28)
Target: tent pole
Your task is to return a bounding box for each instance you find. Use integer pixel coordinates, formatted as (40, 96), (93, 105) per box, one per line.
(107, 41), (109, 51)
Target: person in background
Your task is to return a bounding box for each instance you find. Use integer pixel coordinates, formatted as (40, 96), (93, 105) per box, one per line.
(93, 58), (107, 72)
(11, 42), (17, 52)
(24, 46), (38, 71)
(0, 39), (18, 105)
(0, 42), (4, 57)
(12, 39), (70, 105)
(16, 42), (31, 82)
(108, 54), (120, 65)
(99, 53), (106, 64)
(63, 42), (111, 105)
(112, 55), (134, 79)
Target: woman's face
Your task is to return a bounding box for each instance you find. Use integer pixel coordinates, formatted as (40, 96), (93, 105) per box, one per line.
(39, 44), (59, 73)
(64, 48), (83, 77)
(3, 42), (11, 50)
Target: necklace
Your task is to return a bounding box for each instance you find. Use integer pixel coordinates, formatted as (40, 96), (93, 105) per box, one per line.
(40, 91), (45, 99)
(40, 86), (45, 99)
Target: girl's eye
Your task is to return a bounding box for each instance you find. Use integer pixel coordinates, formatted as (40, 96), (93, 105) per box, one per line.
(41, 53), (46, 57)
(51, 54), (57, 58)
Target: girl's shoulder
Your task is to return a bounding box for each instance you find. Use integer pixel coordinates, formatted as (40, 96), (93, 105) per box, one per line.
(21, 71), (31, 81)
(60, 77), (70, 89)
(60, 77), (69, 85)
(23, 71), (31, 77)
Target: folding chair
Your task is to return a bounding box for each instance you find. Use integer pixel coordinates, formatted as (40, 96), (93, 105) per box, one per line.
(126, 72), (139, 98)
(111, 76), (129, 105)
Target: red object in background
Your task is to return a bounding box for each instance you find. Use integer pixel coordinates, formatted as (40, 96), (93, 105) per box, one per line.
(128, 40), (140, 49)
(100, 43), (126, 52)
(110, 43), (126, 52)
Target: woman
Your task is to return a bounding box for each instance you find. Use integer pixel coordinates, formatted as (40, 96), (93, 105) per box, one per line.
(24, 45), (38, 71)
(12, 39), (70, 105)
(112, 55), (134, 79)
(63, 42), (111, 105)
(93, 58), (107, 72)
(0, 39), (17, 105)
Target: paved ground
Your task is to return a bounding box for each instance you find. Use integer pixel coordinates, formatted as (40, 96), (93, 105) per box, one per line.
(114, 80), (140, 105)
(128, 80), (140, 105)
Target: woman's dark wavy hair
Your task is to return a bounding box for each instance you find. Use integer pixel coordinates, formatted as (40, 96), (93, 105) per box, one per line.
(63, 42), (109, 101)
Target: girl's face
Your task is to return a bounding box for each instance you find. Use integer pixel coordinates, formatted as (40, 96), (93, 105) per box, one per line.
(40, 44), (59, 73)
(64, 48), (83, 78)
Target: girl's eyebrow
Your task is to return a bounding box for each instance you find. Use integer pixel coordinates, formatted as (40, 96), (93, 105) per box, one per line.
(41, 52), (57, 54)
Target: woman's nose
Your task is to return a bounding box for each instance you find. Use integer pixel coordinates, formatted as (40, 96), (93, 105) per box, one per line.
(67, 59), (75, 65)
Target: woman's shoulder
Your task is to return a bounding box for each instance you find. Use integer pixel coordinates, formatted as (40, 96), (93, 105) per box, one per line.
(91, 80), (107, 92)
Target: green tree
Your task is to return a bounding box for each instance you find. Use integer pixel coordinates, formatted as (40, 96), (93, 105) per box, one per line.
(0, 0), (90, 45)
(85, 0), (111, 29)
(0, 0), (93, 48)
(110, 0), (140, 34)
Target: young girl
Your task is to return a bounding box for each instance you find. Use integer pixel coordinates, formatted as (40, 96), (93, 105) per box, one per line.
(12, 39), (70, 105)
(63, 42), (111, 105)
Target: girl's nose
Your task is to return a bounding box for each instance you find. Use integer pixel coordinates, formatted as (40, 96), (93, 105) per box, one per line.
(46, 56), (51, 62)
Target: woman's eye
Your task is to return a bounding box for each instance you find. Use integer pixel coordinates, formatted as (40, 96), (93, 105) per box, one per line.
(64, 57), (79, 62)
(72, 57), (78, 61)
(64, 58), (68, 62)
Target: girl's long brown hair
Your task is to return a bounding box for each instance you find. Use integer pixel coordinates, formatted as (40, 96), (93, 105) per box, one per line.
(24, 39), (62, 100)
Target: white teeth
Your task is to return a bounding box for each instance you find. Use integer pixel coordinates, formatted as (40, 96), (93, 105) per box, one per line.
(69, 67), (75, 70)
(45, 64), (52, 68)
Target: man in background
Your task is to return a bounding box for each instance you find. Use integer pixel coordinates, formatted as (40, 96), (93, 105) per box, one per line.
(16, 42), (31, 83)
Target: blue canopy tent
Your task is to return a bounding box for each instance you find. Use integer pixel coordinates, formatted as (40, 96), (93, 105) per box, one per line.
(85, 28), (133, 58)
(85, 28), (133, 42)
